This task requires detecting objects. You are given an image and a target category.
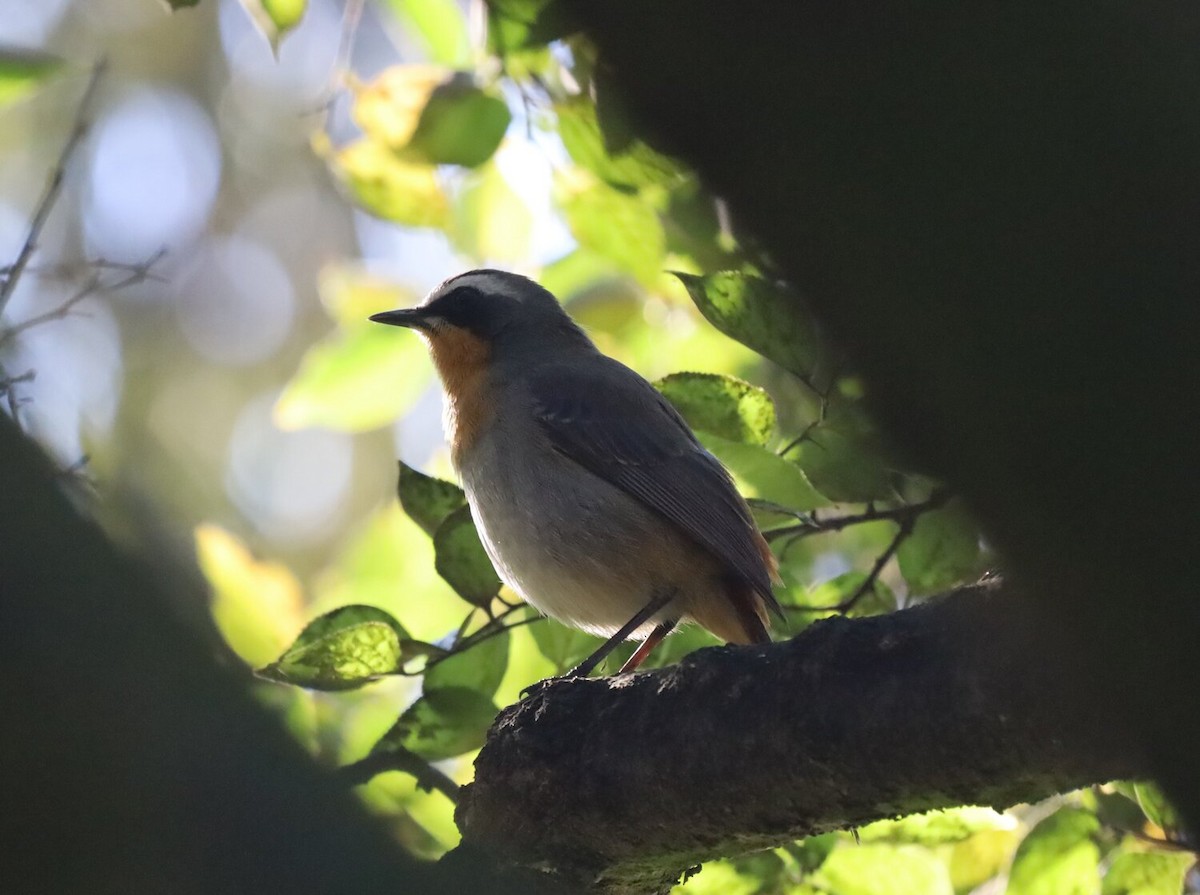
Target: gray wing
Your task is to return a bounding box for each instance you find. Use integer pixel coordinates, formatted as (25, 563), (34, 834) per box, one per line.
(527, 358), (780, 612)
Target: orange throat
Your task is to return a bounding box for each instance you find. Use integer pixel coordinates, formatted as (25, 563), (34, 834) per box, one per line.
(426, 326), (493, 466)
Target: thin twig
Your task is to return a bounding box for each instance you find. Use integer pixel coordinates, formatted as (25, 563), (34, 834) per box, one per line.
(0, 60), (107, 319)
(306, 0), (365, 117)
(0, 248), (166, 349)
(337, 746), (460, 801)
(788, 514), (918, 615)
(763, 489), (950, 543)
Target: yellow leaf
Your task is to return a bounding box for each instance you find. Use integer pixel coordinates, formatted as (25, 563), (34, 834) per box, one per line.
(335, 138), (450, 229)
(274, 268), (430, 432)
(352, 65), (448, 149)
(195, 524), (305, 666)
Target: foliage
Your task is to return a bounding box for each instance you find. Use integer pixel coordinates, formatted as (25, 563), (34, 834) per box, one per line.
(6, 1), (1193, 893)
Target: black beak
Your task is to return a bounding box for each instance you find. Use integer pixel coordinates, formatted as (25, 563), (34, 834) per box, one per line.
(369, 308), (431, 329)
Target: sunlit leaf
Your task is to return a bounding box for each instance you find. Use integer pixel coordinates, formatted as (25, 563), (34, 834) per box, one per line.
(274, 322), (431, 432)
(239, 0), (306, 49)
(655, 372), (776, 446)
(1131, 782), (1183, 833)
(195, 524), (305, 667)
(698, 432), (827, 511)
(370, 689), (498, 761)
(556, 97), (686, 190)
(1101, 849), (1194, 895)
(948, 828), (1021, 893)
(451, 161), (532, 261)
(897, 499), (981, 595)
(674, 271), (828, 385)
(0, 49), (63, 108)
(259, 621), (403, 691)
(397, 460), (466, 537)
(293, 604), (408, 648)
(407, 79), (510, 168)
(432, 505), (502, 606)
(352, 66), (508, 168)
(786, 833), (840, 873)
(791, 426), (895, 503)
(813, 844), (953, 895)
(334, 138), (449, 228)
(375, 0), (470, 66)
(353, 65), (446, 149)
(257, 605), (409, 691)
(1006, 807), (1101, 895)
(487, 0), (553, 55)
(859, 807), (1016, 846)
(558, 172), (665, 286)
(274, 267), (430, 431)
(426, 625), (510, 699)
(370, 627), (510, 760)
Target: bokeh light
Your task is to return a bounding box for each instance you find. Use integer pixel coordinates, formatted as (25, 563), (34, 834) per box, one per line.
(84, 86), (222, 262)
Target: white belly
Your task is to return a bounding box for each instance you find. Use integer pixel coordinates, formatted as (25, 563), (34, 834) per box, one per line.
(459, 433), (695, 638)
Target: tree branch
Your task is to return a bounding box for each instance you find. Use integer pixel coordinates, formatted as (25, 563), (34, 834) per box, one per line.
(456, 579), (1145, 894)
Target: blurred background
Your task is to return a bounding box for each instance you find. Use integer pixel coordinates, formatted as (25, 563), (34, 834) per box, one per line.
(4, 4), (1191, 891)
(0, 0), (791, 855)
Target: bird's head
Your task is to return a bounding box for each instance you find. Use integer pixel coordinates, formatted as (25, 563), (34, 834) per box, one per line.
(370, 269), (591, 364)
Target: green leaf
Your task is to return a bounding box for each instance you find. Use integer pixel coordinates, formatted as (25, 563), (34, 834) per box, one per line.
(673, 271), (828, 385)
(812, 844), (953, 895)
(426, 625), (510, 699)
(370, 627), (511, 760)
(558, 173), (665, 286)
(288, 604), (408, 648)
(1131, 782), (1183, 832)
(397, 461), (466, 537)
(335, 138), (450, 228)
(1102, 850), (1194, 895)
(791, 426), (895, 503)
(376, 0), (470, 65)
(486, 0), (554, 56)
(785, 833), (840, 873)
(407, 78), (510, 168)
(556, 97), (686, 190)
(433, 505), (502, 607)
(948, 828), (1021, 893)
(655, 372), (776, 446)
(451, 161), (532, 261)
(897, 499), (981, 595)
(239, 0), (307, 48)
(163, 0), (201, 8)
(259, 612), (405, 691)
(274, 320), (431, 431)
(0, 49), (63, 108)
(698, 432), (827, 511)
(858, 807), (1015, 846)
(1006, 807), (1100, 895)
(370, 688), (498, 761)
(529, 617), (605, 673)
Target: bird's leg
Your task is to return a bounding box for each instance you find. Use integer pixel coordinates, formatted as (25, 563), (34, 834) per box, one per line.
(565, 588), (675, 679)
(617, 619), (678, 674)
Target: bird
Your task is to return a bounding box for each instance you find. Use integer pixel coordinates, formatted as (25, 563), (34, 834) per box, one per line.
(370, 269), (782, 676)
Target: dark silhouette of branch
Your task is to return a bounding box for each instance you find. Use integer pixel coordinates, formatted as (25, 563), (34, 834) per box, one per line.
(457, 579), (1146, 894)
(339, 747), (461, 802)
